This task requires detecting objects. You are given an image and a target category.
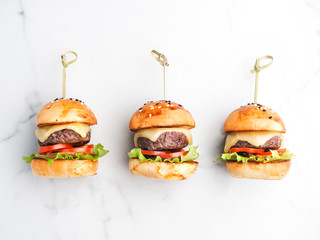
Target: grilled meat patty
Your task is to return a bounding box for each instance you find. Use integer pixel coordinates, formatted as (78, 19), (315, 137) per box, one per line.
(137, 131), (189, 151)
(39, 129), (91, 147)
(231, 136), (281, 150)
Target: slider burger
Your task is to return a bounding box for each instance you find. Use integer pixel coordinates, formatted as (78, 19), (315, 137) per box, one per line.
(128, 100), (199, 180)
(23, 98), (109, 177)
(217, 103), (293, 180)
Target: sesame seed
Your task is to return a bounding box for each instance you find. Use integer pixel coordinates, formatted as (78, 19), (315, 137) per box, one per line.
(149, 114), (152, 117)
(263, 109), (266, 112)
(158, 106), (162, 108)
(269, 116), (272, 119)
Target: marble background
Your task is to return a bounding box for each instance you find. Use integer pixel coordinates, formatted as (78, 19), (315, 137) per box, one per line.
(1, 0), (320, 239)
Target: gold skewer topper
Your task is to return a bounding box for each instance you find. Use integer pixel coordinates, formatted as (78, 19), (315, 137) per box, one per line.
(61, 51), (78, 98)
(251, 55), (273, 103)
(151, 50), (169, 100)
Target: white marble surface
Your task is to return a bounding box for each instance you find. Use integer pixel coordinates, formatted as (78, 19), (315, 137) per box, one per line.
(1, 0), (320, 239)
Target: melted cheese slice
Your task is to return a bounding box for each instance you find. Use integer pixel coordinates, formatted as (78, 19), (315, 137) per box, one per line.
(35, 123), (90, 142)
(134, 127), (192, 147)
(224, 131), (284, 153)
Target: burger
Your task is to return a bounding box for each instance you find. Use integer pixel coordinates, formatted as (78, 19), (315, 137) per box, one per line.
(217, 103), (293, 180)
(23, 98), (109, 178)
(127, 100), (199, 180)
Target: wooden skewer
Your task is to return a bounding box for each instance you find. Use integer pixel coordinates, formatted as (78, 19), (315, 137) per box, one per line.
(61, 51), (78, 98)
(151, 50), (169, 100)
(251, 55), (273, 103)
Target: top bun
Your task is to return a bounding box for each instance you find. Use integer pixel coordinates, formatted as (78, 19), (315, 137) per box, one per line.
(36, 98), (97, 127)
(224, 103), (286, 133)
(129, 100), (195, 131)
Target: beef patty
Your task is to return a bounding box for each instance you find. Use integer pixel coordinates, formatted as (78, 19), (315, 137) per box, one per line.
(39, 129), (91, 147)
(137, 131), (189, 151)
(231, 136), (281, 150)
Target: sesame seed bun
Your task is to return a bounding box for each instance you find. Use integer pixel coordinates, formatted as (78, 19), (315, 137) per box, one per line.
(224, 104), (286, 133)
(129, 100), (195, 131)
(128, 158), (198, 180)
(226, 160), (291, 180)
(31, 159), (98, 178)
(36, 98), (97, 127)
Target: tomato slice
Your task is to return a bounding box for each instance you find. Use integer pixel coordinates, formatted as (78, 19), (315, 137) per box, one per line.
(276, 148), (287, 153)
(57, 146), (93, 154)
(140, 149), (188, 158)
(157, 151), (188, 158)
(39, 143), (73, 154)
(82, 144), (94, 149)
(258, 148), (287, 156)
(230, 148), (265, 154)
(141, 150), (171, 155)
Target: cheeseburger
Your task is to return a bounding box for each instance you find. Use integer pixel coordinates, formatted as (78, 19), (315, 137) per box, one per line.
(128, 100), (199, 180)
(23, 98), (109, 177)
(217, 103), (293, 180)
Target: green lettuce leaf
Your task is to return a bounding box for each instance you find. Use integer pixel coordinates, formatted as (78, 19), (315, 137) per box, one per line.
(127, 145), (199, 163)
(22, 154), (35, 164)
(215, 150), (293, 163)
(47, 158), (55, 165)
(93, 143), (109, 160)
(181, 145), (199, 162)
(22, 143), (109, 165)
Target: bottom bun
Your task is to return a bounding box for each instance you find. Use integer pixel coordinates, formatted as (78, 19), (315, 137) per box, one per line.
(31, 159), (98, 178)
(226, 160), (291, 180)
(129, 158), (198, 180)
